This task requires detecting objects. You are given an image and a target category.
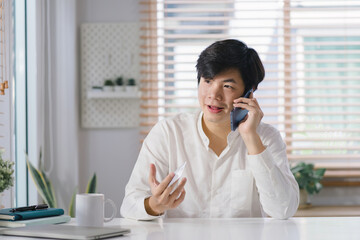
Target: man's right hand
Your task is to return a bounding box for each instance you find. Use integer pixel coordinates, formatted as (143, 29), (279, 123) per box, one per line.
(144, 163), (187, 216)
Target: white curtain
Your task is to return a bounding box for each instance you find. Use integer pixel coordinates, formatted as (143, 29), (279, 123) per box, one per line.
(31, 0), (79, 212)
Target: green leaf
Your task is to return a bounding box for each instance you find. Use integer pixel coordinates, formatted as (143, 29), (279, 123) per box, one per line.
(86, 173), (97, 193)
(68, 187), (78, 218)
(291, 162), (326, 196)
(26, 157), (56, 208)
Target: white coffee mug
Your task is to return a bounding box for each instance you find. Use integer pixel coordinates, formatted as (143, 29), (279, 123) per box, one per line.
(76, 193), (117, 227)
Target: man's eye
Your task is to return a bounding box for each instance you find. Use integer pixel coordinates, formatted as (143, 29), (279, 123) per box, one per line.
(224, 85), (234, 89)
(204, 79), (211, 84)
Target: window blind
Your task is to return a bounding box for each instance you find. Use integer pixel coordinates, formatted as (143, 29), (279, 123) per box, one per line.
(140, 0), (360, 170)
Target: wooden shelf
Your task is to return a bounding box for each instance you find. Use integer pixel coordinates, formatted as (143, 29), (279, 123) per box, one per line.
(87, 91), (140, 99)
(294, 205), (360, 217)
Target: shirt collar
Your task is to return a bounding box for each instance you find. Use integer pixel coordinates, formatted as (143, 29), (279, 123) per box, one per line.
(197, 111), (210, 149)
(197, 111), (240, 149)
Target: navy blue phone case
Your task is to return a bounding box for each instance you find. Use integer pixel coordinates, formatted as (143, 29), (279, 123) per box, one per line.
(230, 89), (253, 131)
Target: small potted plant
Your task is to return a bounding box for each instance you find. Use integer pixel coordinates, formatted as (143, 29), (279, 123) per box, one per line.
(115, 76), (124, 92)
(126, 78), (137, 92)
(0, 150), (14, 208)
(91, 86), (103, 92)
(291, 162), (326, 208)
(103, 79), (114, 92)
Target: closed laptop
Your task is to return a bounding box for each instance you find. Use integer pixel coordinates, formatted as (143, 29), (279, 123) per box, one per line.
(0, 224), (131, 240)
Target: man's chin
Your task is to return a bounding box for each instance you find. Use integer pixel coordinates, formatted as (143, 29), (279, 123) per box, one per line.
(203, 112), (229, 124)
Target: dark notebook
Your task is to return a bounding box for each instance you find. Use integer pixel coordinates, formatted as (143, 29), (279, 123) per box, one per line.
(0, 208), (64, 221)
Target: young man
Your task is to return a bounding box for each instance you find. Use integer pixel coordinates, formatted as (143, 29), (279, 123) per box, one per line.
(121, 39), (299, 220)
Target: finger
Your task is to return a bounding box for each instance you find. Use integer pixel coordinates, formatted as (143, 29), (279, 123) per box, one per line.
(171, 189), (186, 208)
(233, 102), (256, 111)
(249, 91), (254, 99)
(252, 98), (261, 108)
(162, 176), (182, 197)
(233, 97), (253, 104)
(153, 172), (175, 196)
(148, 164), (160, 187)
(168, 178), (187, 202)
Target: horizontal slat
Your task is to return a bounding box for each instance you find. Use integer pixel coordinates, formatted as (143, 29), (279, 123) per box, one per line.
(141, 34), (360, 40)
(261, 120), (360, 125)
(141, 62), (360, 73)
(140, 118), (360, 125)
(141, 50), (360, 56)
(142, 24), (360, 31)
(140, 41), (360, 48)
(140, 102), (360, 108)
(140, 86), (360, 91)
(315, 162), (360, 170)
(284, 137), (360, 142)
(142, 7), (360, 13)
(288, 146), (359, 150)
(140, 0), (266, 4)
(288, 155), (360, 160)
(141, 0), (360, 4)
(323, 171), (360, 178)
(141, 16), (360, 22)
(140, 85), (360, 90)
(141, 71), (360, 78)
(140, 111), (360, 118)
(141, 58), (360, 64)
(141, 95), (360, 100)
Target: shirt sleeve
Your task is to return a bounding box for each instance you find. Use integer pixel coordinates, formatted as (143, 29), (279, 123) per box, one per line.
(245, 127), (299, 219)
(120, 121), (169, 220)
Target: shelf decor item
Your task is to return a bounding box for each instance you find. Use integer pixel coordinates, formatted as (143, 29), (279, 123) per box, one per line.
(91, 86), (103, 92)
(103, 79), (114, 92)
(0, 1), (9, 96)
(125, 78), (137, 92)
(291, 162), (326, 208)
(0, 150), (14, 209)
(115, 76), (124, 92)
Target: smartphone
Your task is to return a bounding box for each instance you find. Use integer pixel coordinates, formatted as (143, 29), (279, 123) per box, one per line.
(168, 162), (187, 187)
(230, 89), (253, 131)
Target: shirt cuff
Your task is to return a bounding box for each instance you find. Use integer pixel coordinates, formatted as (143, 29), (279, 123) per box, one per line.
(138, 196), (163, 221)
(245, 147), (276, 173)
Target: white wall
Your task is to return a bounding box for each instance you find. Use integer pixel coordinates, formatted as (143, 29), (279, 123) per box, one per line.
(76, 0), (141, 217)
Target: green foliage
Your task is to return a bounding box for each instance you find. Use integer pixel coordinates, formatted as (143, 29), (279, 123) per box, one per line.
(104, 79), (114, 86)
(0, 150), (14, 193)
(68, 173), (97, 217)
(27, 150), (97, 216)
(68, 187), (78, 218)
(127, 78), (136, 86)
(291, 162), (326, 195)
(115, 77), (123, 86)
(26, 151), (57, 208)
(85, 173), (97, 193)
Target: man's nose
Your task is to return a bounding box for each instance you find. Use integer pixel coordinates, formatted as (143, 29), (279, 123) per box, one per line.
(208, 83), (223, 101)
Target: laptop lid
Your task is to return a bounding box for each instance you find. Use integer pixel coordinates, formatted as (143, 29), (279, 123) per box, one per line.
(0, 224), (131, 240)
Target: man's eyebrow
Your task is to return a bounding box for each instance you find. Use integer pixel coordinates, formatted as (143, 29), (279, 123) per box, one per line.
(222, 79), (236, 83)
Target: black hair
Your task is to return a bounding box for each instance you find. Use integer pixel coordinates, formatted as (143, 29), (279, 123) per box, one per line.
(196, 39), (265, 95)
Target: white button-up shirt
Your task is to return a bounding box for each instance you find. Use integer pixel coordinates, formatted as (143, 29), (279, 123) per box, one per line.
(121, 111), (299, 220)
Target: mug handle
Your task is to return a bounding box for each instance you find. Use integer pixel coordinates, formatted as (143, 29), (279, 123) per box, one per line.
(104, 198), (117, 223)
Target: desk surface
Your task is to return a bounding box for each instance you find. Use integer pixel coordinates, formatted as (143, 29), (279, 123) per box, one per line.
(1, 217), (360, 240)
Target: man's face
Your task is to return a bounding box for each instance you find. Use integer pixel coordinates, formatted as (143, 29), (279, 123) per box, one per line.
(198, 68), (246, 126)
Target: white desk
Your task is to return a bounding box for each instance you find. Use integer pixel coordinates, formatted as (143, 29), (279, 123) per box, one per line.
(2, 217), (360, 240)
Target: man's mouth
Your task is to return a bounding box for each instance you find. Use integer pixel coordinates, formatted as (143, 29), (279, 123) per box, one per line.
(207, 105), (224, 113)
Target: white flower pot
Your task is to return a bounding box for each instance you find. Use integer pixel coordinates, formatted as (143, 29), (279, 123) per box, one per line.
(114, 86), (124, 92)
(103, 86), (114, 92)
(125, 86), (138, 92)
